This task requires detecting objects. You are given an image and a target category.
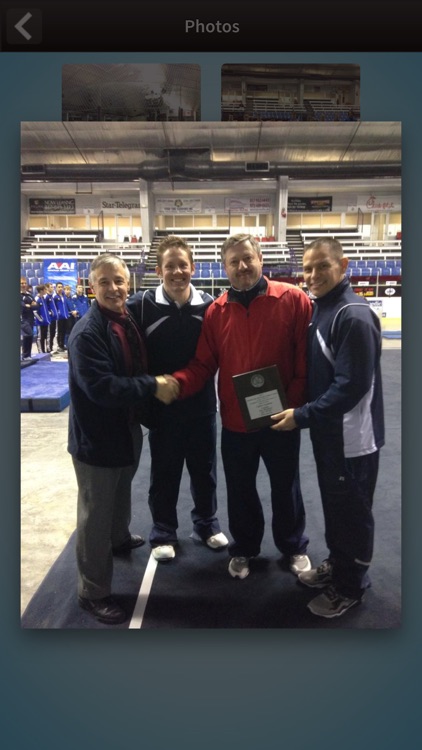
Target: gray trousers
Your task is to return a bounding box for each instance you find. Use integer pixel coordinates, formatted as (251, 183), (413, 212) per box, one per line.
(73, 424), (143, 599)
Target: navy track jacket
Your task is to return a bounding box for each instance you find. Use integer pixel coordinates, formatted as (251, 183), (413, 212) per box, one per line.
(294, 278), (385, 458)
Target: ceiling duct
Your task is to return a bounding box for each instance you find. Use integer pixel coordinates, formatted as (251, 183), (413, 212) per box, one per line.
(20, 161), (401, 183)
(245, 162), (270, 172)
(21, 165), (46, 175)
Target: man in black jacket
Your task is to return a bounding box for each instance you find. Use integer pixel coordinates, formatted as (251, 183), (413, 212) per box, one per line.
(127, 236), (228, 561)
(67, 254), (179, 625)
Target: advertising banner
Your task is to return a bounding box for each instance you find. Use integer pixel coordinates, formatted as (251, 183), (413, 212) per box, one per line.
(43, 258), (79, 288)
(29, 198), (76, 214)
(287, 196), (332, 212)
(224, 196), (272, 214)
(156, 198), (202, 214)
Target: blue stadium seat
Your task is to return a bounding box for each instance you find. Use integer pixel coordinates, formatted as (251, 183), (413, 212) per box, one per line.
(348, 260), (357, 267)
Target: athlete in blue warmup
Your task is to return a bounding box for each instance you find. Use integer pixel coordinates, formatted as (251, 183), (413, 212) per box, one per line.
(273, 238), (385, 619)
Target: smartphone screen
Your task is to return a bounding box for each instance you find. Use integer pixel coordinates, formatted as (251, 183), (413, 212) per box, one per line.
(3, 0), (417, 744)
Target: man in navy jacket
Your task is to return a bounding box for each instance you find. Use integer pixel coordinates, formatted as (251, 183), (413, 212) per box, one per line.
(68, 253), (179, 625)
(273, 238), (384, 618)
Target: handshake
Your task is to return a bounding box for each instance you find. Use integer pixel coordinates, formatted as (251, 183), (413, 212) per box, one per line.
(154, 375), (180, 405)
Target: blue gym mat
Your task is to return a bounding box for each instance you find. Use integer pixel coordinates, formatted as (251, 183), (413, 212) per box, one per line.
(382, 331), (401, 339)
(21, 360), (70, 412)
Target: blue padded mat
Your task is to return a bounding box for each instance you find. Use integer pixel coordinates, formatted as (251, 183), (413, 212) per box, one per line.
(382, 331), (401, 339)
(21, 360), (70, 412)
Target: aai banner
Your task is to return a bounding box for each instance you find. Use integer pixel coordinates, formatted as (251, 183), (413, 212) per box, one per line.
(43, 259), (79, 289)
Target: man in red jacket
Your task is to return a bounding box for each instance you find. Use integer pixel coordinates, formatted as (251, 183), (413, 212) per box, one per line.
(173, 233), (313, 580)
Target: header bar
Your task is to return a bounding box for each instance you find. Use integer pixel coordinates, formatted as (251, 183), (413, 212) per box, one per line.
(1, 0), (420, 52)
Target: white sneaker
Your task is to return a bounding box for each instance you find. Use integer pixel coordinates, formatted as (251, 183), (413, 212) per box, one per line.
(228, 556), (250, 579)
(289, 554), (312, 575)
(205, 532), (229, 549)
(152, 545), (175, 561)
(190, 531), (229, 549)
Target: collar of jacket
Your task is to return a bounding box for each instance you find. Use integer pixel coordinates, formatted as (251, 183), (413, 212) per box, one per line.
(312, 276), (350, 307)
(227, 275), (268, 307)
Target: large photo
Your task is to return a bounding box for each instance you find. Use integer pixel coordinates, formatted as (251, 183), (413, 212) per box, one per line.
(20, 120), (401, 628)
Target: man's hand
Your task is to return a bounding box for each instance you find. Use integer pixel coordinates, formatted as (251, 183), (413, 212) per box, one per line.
(154, 375), (180, 404)
(270, 408), (297, 431)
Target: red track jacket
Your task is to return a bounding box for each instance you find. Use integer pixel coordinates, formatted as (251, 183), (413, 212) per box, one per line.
(173, 278), (312, 433)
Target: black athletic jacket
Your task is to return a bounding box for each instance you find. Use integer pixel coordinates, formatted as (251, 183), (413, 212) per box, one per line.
(127, 284), (216, 424)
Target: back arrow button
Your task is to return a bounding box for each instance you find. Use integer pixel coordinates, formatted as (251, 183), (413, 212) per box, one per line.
(7, 9), (42, 45)
(15, 12), (33, 41)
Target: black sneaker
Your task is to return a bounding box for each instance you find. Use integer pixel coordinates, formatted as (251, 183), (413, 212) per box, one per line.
(307, 586), (362, 618)
(298, 559), (333, 588)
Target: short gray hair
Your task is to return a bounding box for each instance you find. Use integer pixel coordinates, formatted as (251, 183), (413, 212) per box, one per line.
(89, 254), (130, 285)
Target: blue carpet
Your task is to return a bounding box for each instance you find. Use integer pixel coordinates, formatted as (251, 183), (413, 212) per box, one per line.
(21, 349), (401, 629)
(21, 360), (70, 412)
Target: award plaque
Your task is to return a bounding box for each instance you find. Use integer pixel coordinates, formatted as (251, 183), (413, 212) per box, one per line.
(232, 365), (288, 431)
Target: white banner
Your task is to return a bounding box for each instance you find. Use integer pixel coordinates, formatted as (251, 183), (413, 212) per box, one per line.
(224, 196), (272, 214)
(357, 194), (401, 212)
(155, 198), (202, 214)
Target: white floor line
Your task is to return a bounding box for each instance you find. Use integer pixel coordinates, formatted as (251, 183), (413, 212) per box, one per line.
(128, 553), (158, 629)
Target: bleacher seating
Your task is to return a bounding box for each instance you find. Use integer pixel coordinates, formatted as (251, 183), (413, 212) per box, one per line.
(304, 99), (359, 121)
(20, 226), (401, 295)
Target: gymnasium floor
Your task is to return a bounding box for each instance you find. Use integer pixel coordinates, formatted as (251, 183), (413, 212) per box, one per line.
(20, 339), (401, 627)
